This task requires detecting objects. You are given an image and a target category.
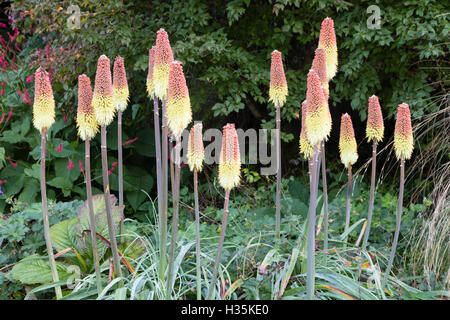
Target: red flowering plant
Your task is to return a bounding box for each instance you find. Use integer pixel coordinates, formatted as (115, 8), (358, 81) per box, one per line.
(0, 17), (85, 212)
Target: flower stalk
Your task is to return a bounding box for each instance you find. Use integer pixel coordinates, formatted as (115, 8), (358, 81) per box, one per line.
(383, 103), (413, 288)
(269, 50), (288, 245)
(320, 140), (329, 251)
(113, 56), (129, 243)
(153, 29), (174, 280)
(40, 129), (63, 300)
(207, 124), (240, 299)
(77, 74), (102, 294)
(339, 113), (358, 245)
(92, 55), (122, 281)
(306, 143), (320, 300)
(167, 135), (182, 298)
(304, 69), (330, 299)
(311, 48), (331, 250)
(363, 95), (384, 250)
(187, 122), (205, 300)
(165, 60), (192, 298)
(33, 67), (61, 299)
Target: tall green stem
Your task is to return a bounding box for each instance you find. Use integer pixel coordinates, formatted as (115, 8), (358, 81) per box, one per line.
(85, 139), (103, 295)
(344, 165), (352, 245)
(160, 98), (169, 281)
(170, 141), (176, 208)
(167, 135), (181, 298)
(101, 125), (122, 280)
(320, 140), (329, 252)
(194, 169), (202, 300)
(275, 105), (282, 245)
(153, 97), (164, 281)
(40, 129), (62, 299)
(306, 144), (320, 300)
(206, 189), (231, 300)
(383, 159), (405, 288)
(118, 110), (124, 243)
(362, 140), (378, 250)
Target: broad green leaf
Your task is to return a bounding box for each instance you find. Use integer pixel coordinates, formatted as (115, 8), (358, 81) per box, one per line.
(18, 179), (40, 203)
(11, 254), (72, 285)
(24, 164), (41, 179)
(47, 177), (73, 197)
(0, 147), (5, 169)
(50, 217), (79, 252)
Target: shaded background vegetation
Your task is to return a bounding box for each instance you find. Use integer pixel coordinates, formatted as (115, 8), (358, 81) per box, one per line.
(0, 0), (448, 299)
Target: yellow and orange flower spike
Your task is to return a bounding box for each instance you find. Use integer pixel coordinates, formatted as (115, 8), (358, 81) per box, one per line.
(166, 61), (192, 137)
(187, 122), (204, 172)
(318, 17), (338, 81)
(153, 28), (174, 100)
(299, 100), (314, 159)
(76, 74), (99, 141)
(33, 67), (55, 133)
(269, 50), (288, 107)
(366, 95), (384, 142)
(339, 113), (358, 168)
(219, 123), (241, 191)
(305, 70), (331, 146)
(146, 46), (156, 98)
(311, 48), (329, 96)
(92, 55), (115, 126)
(394, 103), (414, 160)
(113, 56), (129, 112)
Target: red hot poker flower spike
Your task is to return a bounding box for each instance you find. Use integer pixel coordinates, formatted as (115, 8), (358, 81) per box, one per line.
(366, 95), (384, 142)
(318, 17), (338, 81)
(269, 50), (288, 107)
(394, 103), (414, 160)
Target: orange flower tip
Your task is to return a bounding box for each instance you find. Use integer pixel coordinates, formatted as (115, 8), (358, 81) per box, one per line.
(394, 103), (414, 160)
(146, 46), (156, 98)
(366, 94), (384, 142)
(93, 54), (115, 126)
(77, 74), (98, 141)
(153, 28), (174, 100)
(312, 48), (328, 90)
(187, 122), (205, 172)
(339, 113), (358, 168)
(166, 60), (192, 137)
(269, 50), (288, 108)
(33, 67), (55, 133)
(219, 123), (241, 191)
(305, 70), (331, 146)
(113, 56), (129, 112)
(318, 17), (338, 81)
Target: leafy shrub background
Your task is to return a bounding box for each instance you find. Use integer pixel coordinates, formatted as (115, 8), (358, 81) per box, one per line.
(0, 0), (447, 214)
(0, 0), (448, 298)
